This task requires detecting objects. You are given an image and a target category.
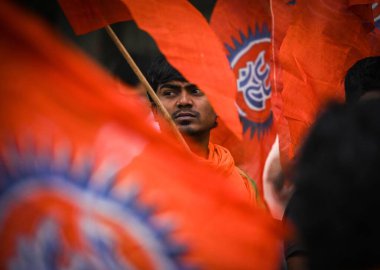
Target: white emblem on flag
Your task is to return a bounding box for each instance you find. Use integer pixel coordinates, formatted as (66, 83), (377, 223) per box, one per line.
(237, 51), (271, 112)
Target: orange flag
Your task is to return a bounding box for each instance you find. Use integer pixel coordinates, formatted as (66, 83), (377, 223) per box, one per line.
(0, 2), (283, 269)
(57, 0), (132, 34)
(274, 0), (380, 161)
(270, 0), (298, 167)
(210, 0), (275, 194)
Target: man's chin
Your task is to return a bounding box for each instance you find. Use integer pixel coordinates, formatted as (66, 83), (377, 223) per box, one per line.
(177, 125), (198, 135)
(177, 123), (216, 136)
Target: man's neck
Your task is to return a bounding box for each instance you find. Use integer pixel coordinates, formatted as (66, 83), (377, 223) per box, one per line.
(183, 133), (210, 159)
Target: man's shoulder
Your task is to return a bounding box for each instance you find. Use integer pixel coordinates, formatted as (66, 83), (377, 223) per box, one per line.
(235, 167), (267, 208)
(211, 143), (232, 153)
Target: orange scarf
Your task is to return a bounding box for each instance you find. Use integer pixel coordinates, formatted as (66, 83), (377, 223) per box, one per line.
(207, 142), (236, 176)
(205, 143), (253, 202)
(206, 143), (267, 208)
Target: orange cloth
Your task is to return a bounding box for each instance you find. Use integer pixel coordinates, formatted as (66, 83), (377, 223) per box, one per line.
(207, 142), (235, 176)
(275, 0), (380, 161)
(57, 0), (132, 34)
(207, 143), (262, 206)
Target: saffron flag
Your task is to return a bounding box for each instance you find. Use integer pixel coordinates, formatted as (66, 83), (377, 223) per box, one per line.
(274, 0), (380, 161)
(270, 0), (298, 167)
(57, 0), (132, 34)
(58, 0), (243, 139)
(210, 0), (275, 194)
(0, 2), (283, 269)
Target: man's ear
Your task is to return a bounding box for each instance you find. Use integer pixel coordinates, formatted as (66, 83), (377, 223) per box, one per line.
(151, 103), (159, 121)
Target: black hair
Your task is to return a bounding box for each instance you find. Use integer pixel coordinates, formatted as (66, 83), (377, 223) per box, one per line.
(290, 100), (380, 270)
(344, 56), (380, 104)
(146, 54), (186, 103)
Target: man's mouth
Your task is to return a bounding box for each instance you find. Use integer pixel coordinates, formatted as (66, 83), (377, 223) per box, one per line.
(173, 111), (199, 125)
(173, 111), (198, 120)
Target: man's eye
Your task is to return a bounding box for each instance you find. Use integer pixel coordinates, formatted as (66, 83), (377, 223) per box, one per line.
(162, 90), (175, 96)
(192, 89), (203, 95)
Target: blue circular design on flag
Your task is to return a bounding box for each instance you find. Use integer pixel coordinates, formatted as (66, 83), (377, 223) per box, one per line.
(0, 137), (195, 270)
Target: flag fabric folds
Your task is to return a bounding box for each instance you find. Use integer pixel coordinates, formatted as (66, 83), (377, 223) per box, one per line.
(273, 0), (380, 162)
(210, 0), (276, 194)
(0, 2), (283, 269)
(270, 0), (298, 167)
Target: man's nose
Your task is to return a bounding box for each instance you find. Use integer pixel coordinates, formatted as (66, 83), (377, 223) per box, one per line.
(176, 91), (193, 107)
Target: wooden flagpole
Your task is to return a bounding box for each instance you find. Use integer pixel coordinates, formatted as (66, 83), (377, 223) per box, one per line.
(104, 25), (190, 152)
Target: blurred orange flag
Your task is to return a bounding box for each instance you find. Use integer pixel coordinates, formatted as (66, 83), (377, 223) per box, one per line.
(210, 0), (276, 194)
(58, 0), (242, 140)
(273, 0), (380, 162)
(0, 2), (283, 269)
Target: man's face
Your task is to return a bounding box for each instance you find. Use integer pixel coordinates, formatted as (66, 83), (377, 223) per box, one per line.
(155, 80), (217, 136)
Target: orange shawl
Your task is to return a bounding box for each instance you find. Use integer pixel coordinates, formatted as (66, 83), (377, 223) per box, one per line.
(207, 143), (261, 206)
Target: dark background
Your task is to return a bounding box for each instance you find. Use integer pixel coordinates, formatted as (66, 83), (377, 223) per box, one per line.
(14, 0), (217, 87)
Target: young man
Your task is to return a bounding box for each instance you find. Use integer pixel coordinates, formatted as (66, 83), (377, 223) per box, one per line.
(147, 55), (261, 205)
